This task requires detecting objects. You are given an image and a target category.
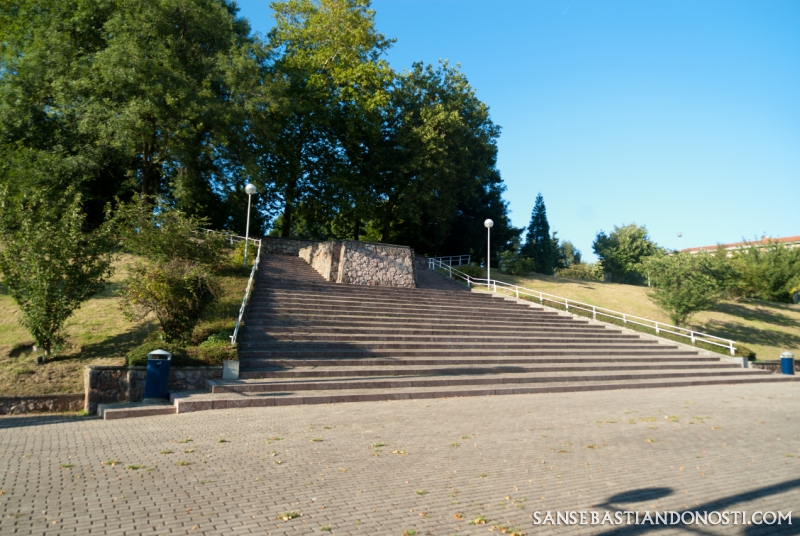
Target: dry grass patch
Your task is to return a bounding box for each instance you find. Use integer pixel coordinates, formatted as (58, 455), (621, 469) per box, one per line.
(462, 270), (800, 360)
(0, 253), (249, 395)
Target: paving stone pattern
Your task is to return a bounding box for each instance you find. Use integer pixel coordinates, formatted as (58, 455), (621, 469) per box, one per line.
(1, 383), (799, 535)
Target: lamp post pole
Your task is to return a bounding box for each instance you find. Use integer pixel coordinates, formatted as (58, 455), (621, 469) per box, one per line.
(244, 183), (257, 267)
(484, 219), (494, 288)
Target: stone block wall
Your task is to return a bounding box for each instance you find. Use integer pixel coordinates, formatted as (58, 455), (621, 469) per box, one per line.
(84, 365), (222, 415)
(0, 394), (84, 415)
(413, 254), (428, 273)
(337, 241), (416, 288)
(750, 360), (800, 374)
(261, 236), (322, 256)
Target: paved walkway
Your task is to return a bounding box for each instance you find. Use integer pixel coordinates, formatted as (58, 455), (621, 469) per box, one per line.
(1, 383), (798, 535)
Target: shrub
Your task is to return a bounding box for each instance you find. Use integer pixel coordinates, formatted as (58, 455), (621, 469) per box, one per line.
(556, 263), (603, 281)
(126, 339), (189, 367)
(499, 251), (536, 276)
(196, 334), (237, 364)
(120, 260), (220, 343)
(454, 264), (485, 279)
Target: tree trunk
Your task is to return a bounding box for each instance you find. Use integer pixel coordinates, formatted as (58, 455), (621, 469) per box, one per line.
(353, 218), (361, 241)
(380, 201), (394, 243)
(281, 179), (296, 238)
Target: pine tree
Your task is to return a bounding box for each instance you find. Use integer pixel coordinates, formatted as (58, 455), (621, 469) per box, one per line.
(521, 193), (557, 275)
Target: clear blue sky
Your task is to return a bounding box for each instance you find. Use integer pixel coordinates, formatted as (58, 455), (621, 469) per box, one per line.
(236, 0), (800, 260)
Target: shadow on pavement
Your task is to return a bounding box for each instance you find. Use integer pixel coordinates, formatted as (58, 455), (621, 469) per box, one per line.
(589, 478), (800, 535)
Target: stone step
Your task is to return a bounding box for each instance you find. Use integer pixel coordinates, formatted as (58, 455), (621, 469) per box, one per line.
(237, 355), (724, 368)
(238, 348), (702, 361)
(237, 341), (673, 351)
(240, 332), (649, 343)
(243, 319), (611, 334)
(234, 361), (743, 380)
(169, 374), (799, 414)
(246, 306), (576, 322)
(244, 313), (596, 327)
(98, 401), (176, 420)
(210, 368), (769, 393)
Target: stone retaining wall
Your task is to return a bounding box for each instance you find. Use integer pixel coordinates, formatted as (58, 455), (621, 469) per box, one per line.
(299, 240), (417, 288)
(0, 394), (84, 415)
(84, 365), (222, 415)
(750, 360), (800, 374)
(261, 236), (322, 256)
(338, 241), (416, 288)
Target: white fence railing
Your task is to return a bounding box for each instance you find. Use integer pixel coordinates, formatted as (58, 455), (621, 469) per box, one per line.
(230, 237), (261, 347)
(427, 255), (471, 267)
(195, 228), (261, 348)
(428, 259), (737, 356)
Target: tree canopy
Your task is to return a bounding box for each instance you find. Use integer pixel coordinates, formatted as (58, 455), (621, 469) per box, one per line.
(521, 193), (557, 275)
(593, 223), (661, 283)
(0, 0), (519, 257)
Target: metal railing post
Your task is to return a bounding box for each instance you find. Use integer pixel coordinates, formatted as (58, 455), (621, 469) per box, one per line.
(592, 306), (596, 320)
(690, 331), (696, 345)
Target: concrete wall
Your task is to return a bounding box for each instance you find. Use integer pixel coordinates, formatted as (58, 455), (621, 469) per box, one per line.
(84, 366), (222, 415)
(299, 241), (341, 281)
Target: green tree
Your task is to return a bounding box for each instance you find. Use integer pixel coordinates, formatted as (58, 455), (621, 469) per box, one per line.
(644, 252), (730, 326)
(0, 0), (267, 230)
(262, 0), (393, 237)
(593, 223), (660, 283)
(555, 239), (581, 269)
(117, 198), (228, 342)
(0, 189), (115, 355)
(728, 241), (800, 303)
(521, 193), (557, 275)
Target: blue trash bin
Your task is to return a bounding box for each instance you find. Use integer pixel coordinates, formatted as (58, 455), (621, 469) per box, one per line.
(145, 350), (172, 399)
(780, 352), (795, 376)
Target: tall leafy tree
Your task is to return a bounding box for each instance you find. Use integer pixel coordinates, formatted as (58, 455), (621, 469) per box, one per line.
(593, 223), (661, 283)
(262, 0), (394, 237)
(521, 193), (557, 275)
(0, 0), (268, 230)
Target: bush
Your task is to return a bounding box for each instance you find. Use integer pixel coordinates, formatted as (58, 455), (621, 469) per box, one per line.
(556, 263), (603, 281)
(499, 252), (536, 276)
(120, 260), (220, 343)
(454, 264), (486, 279)
(126, 339), (189, 367)
(196, 332), (237, 364)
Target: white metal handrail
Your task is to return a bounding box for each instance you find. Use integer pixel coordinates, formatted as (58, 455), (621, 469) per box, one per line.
(230, 236), (262, 347)
(427, 255), (471, 268)
(429, 259), (737, 356)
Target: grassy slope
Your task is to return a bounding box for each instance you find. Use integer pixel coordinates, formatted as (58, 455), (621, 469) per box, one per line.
(0, 254), (248, 396)
(465, 270), (800, 361)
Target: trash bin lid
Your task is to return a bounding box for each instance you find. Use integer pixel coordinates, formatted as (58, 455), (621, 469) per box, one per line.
(780, 351), (795, 359)
(148, 349), (172, 360)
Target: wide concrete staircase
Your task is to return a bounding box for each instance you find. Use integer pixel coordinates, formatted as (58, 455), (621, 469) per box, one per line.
(165, 254), (796, 414)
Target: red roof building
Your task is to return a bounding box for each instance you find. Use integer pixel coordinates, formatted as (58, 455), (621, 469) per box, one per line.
(682, 235), (800, 254)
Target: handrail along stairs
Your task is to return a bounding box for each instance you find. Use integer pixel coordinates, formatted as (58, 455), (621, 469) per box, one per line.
(196, 228), (262, 348)
(428, 258), (737, 356)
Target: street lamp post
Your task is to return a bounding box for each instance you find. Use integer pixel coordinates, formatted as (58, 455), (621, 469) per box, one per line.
(244, 183), (257, 267)
(484, 219), (494, 286)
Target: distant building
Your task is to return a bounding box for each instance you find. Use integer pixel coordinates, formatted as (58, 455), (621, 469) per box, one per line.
(681, 235), (800, 255)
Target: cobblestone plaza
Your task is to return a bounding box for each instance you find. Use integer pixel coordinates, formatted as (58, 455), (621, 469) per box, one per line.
(1, 382), (798, 535)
